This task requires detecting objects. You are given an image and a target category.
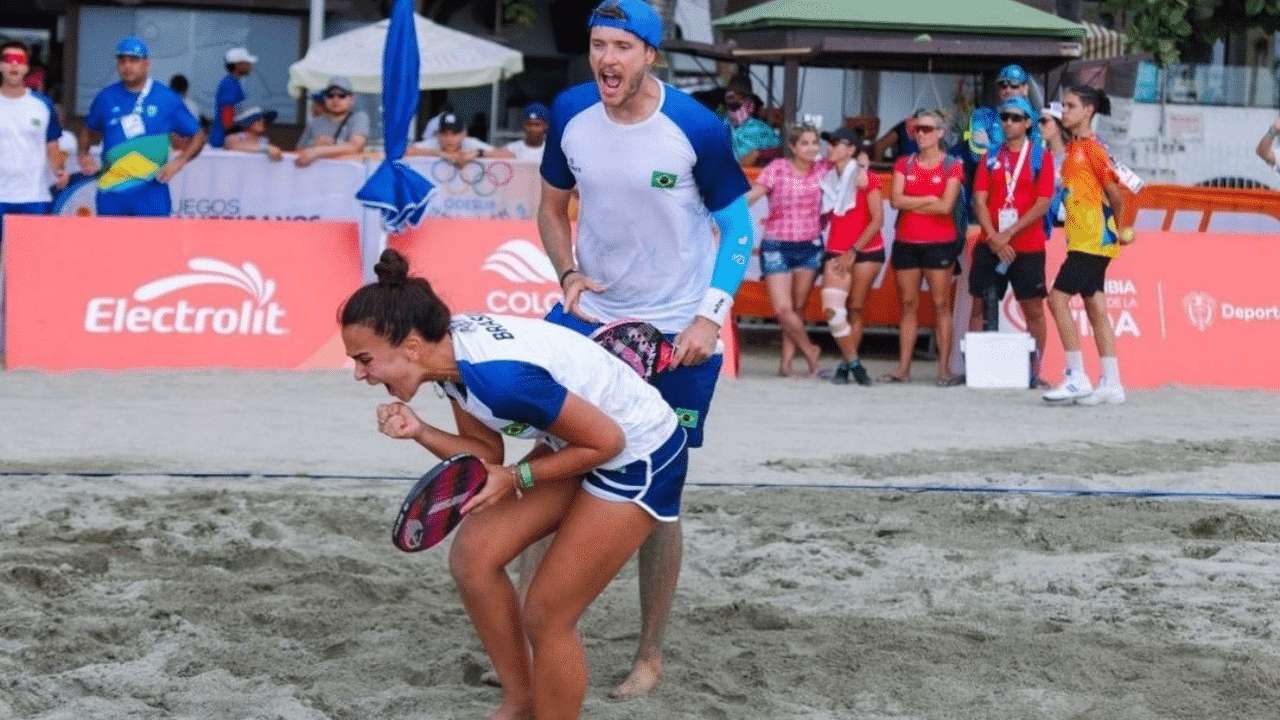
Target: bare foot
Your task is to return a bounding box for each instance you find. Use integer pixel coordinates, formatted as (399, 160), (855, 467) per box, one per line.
(490, 697), (534, 720)
(803, 345), (821, 377)
(607, 657), (662, 700)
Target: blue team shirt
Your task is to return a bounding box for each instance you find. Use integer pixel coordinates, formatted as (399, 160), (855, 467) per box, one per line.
(540, 82), (749, 332)
(209, 74), (246, 148)
(85, 79), (200, 194)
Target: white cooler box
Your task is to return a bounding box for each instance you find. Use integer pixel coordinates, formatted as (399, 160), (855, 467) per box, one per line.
(961, 332), (1035, 388)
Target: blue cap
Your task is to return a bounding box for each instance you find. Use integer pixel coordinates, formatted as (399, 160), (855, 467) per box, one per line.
(997, 64), (1028, 84)
(588, 0), (664, 49)
(998, 96), (1035, 119)
(115, 36), (149, 59)
(523, 102), (550, 122)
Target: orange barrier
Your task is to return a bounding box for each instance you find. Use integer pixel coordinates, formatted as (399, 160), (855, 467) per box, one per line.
(1124, 184), (1280, 231)
(389, 219), (739, 377)
(4, 216), (362, 371)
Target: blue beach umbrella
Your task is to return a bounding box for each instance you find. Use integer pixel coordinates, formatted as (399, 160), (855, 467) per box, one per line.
(356, 0), (434, 233)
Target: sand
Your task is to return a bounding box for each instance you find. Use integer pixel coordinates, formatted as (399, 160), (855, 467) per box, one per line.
(3, 345), (1280, 720)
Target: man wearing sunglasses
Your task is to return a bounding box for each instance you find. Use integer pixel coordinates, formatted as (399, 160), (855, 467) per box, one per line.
(968, 96), (1054, 386)
(295, 76), (369, 167)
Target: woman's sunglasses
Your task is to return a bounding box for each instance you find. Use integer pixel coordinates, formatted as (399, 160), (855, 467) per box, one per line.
(999, 113), (1029, 123)
(997, 81), (1023, 90)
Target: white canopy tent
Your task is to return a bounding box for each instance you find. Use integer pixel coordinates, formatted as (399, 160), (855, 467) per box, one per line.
(287, 13), (524, 97)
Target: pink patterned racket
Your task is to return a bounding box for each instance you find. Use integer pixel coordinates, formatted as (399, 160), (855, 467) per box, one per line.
(392, 454), (487, 552)
(590, 319), (675, 381)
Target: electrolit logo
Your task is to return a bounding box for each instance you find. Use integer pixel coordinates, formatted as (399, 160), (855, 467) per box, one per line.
(84, 258), (289, 335)
(481, 239), (562, 316)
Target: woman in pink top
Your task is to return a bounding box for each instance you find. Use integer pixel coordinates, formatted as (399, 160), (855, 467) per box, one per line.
(887, 109), (964, 386)
(746, 124), (829, 376)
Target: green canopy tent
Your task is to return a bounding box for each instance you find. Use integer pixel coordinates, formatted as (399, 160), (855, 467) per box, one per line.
(670, 0), (1086, 125)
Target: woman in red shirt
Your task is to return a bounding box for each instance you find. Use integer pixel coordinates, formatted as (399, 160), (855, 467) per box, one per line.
(819, 128), (882, 386)
(886, 109), (964, 385)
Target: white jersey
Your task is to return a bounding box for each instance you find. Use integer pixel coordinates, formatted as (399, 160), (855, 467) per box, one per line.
(440, 313), (676, 469)
(542, 81), (749, 333)
(505, 139), (544, 163)
(0, 89), (61, 203)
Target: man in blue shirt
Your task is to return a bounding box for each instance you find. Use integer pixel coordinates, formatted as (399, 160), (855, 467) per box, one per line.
(79, 36), (204, 217)
(210, 46), (255, 148)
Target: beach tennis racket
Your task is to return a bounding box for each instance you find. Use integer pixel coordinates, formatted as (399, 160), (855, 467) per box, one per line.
(590, 319), (675, 381)
(392, 453), (488, 552)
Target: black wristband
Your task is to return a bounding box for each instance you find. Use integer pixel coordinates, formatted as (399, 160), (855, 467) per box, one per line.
(559, 268), (579, 285)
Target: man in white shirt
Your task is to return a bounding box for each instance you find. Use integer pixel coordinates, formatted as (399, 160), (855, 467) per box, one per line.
(406, 111), (514, 166)
(2, 40), (67, 222)
(504, 102), (549, 163)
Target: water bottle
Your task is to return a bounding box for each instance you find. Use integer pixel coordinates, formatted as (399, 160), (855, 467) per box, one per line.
(995, 260), (1010, 275)
(982, 286), (1000, 332)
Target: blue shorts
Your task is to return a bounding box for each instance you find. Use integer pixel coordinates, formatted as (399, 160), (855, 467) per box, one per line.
(545, 302), (721, 448)
(583, 426), (688, 521)
(96, 182), (172, 217)
(760, 237), (823, 275)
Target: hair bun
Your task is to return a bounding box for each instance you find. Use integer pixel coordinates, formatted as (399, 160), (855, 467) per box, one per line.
(373, 248), (411, 285)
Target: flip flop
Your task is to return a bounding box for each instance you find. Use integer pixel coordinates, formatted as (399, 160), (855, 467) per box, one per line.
(879, 373), (909, 383)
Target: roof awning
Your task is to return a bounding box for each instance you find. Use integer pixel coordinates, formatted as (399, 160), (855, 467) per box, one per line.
(1082, 21), (1128, 61)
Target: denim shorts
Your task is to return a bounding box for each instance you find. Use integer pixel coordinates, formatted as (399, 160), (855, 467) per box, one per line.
(760, 237), (824, 275)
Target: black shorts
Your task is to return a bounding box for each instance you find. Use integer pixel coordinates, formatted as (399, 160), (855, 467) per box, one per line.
(1052, 250), (1112, 297)
(968, 243), (1047, 301)
(823, 248), (886, 265)
(891, 240), (957, 270)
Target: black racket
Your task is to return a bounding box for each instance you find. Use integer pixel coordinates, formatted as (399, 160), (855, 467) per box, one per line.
(590, 319), (675, 381)
(392, 453), (488, 552)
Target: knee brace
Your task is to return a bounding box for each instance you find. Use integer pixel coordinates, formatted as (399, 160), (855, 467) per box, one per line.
(822, 288), (851, 338)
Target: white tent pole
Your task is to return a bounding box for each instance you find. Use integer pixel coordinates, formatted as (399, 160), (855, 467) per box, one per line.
(309, 0), (324, 48)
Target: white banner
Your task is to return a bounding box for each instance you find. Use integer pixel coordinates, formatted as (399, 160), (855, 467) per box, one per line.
(56, 149), (544, 224)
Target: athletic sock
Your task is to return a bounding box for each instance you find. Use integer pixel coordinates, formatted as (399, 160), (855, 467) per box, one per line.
(1100, 356), (1121, 386)
(1065, 351), (1085, 376)
(849, 359), (862, 367)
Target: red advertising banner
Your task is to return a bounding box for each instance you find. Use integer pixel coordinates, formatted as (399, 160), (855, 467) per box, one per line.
(4, 216), (362, 371)
(389, 219), (740, 376)
(1005, 230), (1279, 389)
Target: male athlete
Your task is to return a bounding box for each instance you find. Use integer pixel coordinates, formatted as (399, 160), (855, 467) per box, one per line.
(536, 0), (753, 698)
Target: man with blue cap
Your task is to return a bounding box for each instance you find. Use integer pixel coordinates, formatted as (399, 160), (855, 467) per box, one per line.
(479, 0), (754, 713)
(78, 36), (203, 216)
(967, 94), (1054, 386)
(503, 101), (550, 162)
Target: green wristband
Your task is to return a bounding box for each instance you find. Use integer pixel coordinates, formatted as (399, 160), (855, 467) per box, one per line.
(516, 461), (535, 489)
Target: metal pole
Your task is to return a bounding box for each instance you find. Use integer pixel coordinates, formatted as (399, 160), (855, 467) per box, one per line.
(309, 0), (324, 48)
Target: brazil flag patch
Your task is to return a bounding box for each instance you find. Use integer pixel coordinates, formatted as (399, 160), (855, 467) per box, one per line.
(651, 171), (678, 189)
(501, 421), (530, 436)
(675, 408), (699, 428)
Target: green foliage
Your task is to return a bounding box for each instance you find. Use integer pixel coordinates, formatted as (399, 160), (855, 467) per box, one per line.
(1103, 0), (1280, 66)
(502, 0), (538, 30)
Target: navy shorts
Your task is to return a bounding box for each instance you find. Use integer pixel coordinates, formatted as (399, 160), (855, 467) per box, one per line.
(1052, 251), (1111, 297)
(968, 243), (1047, 301)
(823, 248), (886, 265)
(760, 238), (824, 275)
(583, 426), (688, 521)
(96, 182), (172, 217)
(544, 303), (721, 448)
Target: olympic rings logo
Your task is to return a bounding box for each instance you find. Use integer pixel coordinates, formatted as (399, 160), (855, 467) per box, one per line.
(429, 159), (514, 197)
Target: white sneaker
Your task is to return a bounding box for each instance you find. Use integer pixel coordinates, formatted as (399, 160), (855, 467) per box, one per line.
(1043, 373), (1094, 402)
(1077, 383), (1127, 405)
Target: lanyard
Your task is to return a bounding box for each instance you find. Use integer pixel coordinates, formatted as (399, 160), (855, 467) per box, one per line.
(1001, 140), (1029, 208)
(130, 78), (153, 117)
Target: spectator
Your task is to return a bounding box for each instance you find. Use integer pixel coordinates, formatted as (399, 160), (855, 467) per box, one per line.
(968, 96), (1053, 386)
(724, 84), (779, 166)
(819, 128), (880, 386)
(210, 47), (256, 148)
(873, 111), (921, 163)
(78, 36), (203, 217)
(885, 109), (964, 386)
(467, 111), (489, 143)
(294, 76), (369, 167)
(967, 64), (1032, 167)
(406, 110), (513, 164)
(1044, 85), (1136, 406)
(504, 102), (549, 163)
(1, 40), (67, 229)
(745, 123), (828, 377)
(223, 107), (282, 161)
(169, 74), (203, 125)
(1254, 114), (1280, 174)
(420, 101), (454, 141)
(1040, 101), (1068, 229)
